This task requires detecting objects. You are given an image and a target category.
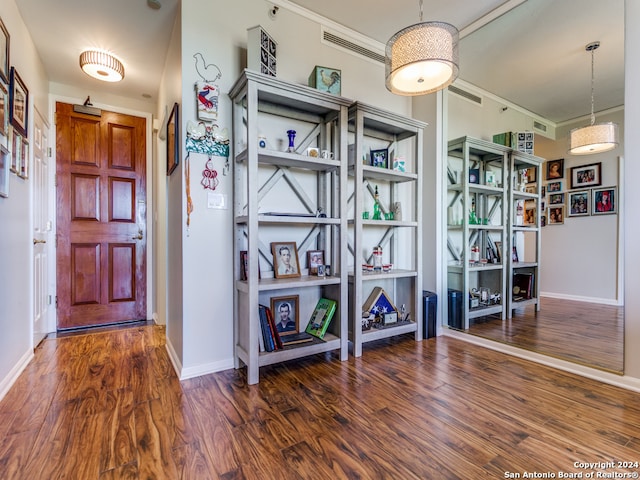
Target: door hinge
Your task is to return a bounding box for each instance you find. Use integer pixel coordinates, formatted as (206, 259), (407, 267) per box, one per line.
(55, 296), (58, 308)
(48, 147), (52, 158)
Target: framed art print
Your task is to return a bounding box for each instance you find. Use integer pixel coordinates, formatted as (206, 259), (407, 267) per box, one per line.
(546, 158), (564, 180)
(9, 67), (28, 138)
(0, 17), (9, 84)
(166, 102), (179, 175)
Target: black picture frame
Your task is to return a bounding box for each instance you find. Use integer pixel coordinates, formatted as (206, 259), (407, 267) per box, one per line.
(0, 17), (9, 84)
(9, 67), (28, 138)
(546, 158), (564, 180)
(166, 102), (179, 175)
(570, 162), (601, 189)
(370, 148), (388, 168)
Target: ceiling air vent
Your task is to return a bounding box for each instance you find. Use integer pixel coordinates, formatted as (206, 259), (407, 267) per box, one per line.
(448, 85), (483, 105)
(322, 30), (385, 64)
(533, 121), (548, 133)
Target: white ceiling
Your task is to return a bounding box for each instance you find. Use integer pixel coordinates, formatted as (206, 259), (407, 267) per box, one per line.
(14, 0), (624, 124)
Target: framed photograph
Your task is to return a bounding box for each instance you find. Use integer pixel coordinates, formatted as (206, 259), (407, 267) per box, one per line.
(592, 186), (617, 215)
(0, 81), (8, 138)
(271, 295), (299, 336)
(469, 168), (480, 184)
(525, 184), (537, 194)
(307, 249), (325, 275)
(370, 148), (388, 168)
(541, 185), (546, 197)
(524, 199), (536, 225)
(568, 190), (590, 217)
(525, 167), (536, 183)
(548, 205), (565, 225)
(0, 144), (9, 198)
(10, 129), (20, 174)
(495, 241), (502, 263)
(512, 246), (519, 263)
(240, 251), (249, 281)
(570, 162), (601, 189)
(549, 193), (564, 205)
(18, 137), (28, 179)
(540, 215), (546, 227)
(546, 158), (564, 180)
(271, 241), (301, 278)
(0, 17), (9, 84)
(547, 180), (562, 193)
(9, 67), (28, 138)
(166, 102), (179, 175)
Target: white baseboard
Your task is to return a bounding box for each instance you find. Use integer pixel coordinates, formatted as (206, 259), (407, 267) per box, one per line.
(540, 291), (622, 306)
(442, 329), (640, 393)
(164, 337), (234, 381)
(0, 349), (35, 402)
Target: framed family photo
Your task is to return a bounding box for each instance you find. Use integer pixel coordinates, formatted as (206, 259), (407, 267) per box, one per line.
(271, 241), (300, 278)
(548, 205), (565, 225)
(9, 67), (28, 138)
(547, 181), (562, 193)
(592, 186), (617, 215)
(570, 162), (601, 189)
(549, 193), (564, 205)
(270, 295), (299, 336)
(307, 249), (324, 275)
(546, 159), (564, 180)
(568, 190), (590, 217)
(370, 148), (388, 168)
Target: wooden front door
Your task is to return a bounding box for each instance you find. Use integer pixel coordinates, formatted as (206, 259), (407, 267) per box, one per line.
(56, 102), (147, 329)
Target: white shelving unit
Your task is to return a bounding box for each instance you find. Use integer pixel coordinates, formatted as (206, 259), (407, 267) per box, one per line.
(348, 102), (425, 357)
(229, 70), (350, 384)
(508, 151), (544, 316)
(446, 137), (509, 330)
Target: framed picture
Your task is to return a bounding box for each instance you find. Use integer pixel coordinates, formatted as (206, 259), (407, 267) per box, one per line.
(546, 158), (564, 180)
(512, 246), (519, 263)
(540, 215), (546, 227)
(547, 180), (562, 193)
(469, 168), (480, 184)
(0, 81), (8, 138)
(270, 295), (299, 336)
(166, 102), (179, 175)
(308, 66), (341, 95)
(525, 184), (537, 193)
(592, 186), (617, 215)
(307, 249), (325, 275)
(0, 144), (9, 197)
(541, 186), (546, 197)
(0, 17), (9, 84)
(525, 167), (536, 183)
(18, 137), (28, 179)
(240, 251), (249, 281)
(524, 199), (536, 225)
(9, 67), (28, 138)
(570, 162), (601, 189)
(568, 190), (590, 217)
(548, 205), (565, 225)
(495, 241), (502, 263)
(549, 193), (564, 205)
(370, 148), (388, 168)
(11, 129), (20, 174)
(271, 241), (301, 278)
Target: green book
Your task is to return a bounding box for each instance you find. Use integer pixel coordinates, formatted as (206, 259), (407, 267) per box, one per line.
(305, 298), (337, 339)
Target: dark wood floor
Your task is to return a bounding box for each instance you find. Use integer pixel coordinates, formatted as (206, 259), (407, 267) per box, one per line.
(468, 297), (624, 373)
(1, 324), (638, 479)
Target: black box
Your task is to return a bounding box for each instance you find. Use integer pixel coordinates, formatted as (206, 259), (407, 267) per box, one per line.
(422, 291), (437, 339)
(448, 289), (463, 330)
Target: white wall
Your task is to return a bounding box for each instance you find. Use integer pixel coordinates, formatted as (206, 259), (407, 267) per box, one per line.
(536, 109), (623, 304)
(0, 0), (49, 398)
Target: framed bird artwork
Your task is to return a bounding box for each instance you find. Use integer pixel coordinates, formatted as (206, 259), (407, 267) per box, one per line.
(308, 66), (341, 95)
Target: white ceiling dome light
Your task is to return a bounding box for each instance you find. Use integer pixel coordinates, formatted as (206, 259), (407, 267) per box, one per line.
(79, 50), (125, 82)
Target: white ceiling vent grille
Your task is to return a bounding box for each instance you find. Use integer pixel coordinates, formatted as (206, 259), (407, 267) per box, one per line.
(448, 85), (483, 105)
(533, 120), (548, 133)
(322, 30), (385, 64)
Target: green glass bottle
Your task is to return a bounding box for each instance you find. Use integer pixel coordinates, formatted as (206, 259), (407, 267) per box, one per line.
(372, 186), (382, 220)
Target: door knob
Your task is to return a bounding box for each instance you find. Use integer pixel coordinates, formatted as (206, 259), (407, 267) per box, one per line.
(33, 239), (47, 245)
(132, 229), (144, 240)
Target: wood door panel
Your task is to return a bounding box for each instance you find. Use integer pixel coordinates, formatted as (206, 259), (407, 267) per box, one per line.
(71, 117), (101, 167)
(109, 177), (135, 222)
(71, 174), (100, 221)
(57, 102), (146, 329)
(108, 124), (135, 170)
(109, 243), (135, 302)
(70, 243), (101, 305)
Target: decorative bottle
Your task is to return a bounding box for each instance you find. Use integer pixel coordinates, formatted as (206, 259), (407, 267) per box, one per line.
(373, 246), (383, 271)
(372, 186), (382, 220)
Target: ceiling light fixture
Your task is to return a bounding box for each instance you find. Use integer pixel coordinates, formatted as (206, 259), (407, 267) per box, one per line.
(385, 0), (459, 96)
(568, 42), (618, 155)
(147, 0), (161, 10)
(79, 50), (125, 82)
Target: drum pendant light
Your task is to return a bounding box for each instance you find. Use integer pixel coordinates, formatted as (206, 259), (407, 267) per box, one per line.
(79, 50), (125, 82)
(385, 0), (459, 96)
(568, 42), (618, 155)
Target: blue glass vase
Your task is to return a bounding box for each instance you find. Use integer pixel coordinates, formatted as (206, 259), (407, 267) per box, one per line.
(286, 130), (296, 153)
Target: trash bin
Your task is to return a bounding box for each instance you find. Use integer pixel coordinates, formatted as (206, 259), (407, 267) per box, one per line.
(448, 289), (463, 330)
(422, 290), (437, 339)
